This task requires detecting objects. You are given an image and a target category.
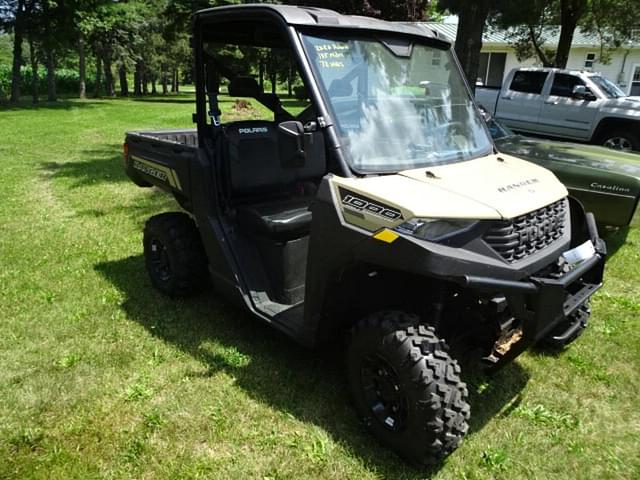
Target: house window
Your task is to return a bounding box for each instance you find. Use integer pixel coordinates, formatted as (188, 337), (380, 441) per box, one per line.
(585, 53), (596, 69)
(432, 50), (441, 66)
(477, 52), (507, 87)
(631, 65), (640, 96)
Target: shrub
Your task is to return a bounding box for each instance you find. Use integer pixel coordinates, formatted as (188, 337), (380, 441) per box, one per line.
(0, 65), (95, 100)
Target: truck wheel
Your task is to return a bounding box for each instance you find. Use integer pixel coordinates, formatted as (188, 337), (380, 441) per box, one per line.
(143, 212), (208, 297)
(599, 129), (640, 151)
(346, 311), (470, 466)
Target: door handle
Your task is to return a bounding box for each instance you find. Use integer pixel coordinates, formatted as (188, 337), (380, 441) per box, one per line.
(501, 96), (513, 100)
(544, 100), (559, 105)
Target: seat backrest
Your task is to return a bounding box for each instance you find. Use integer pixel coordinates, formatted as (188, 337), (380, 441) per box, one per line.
(224, 120), (327, 199)
(225, 120), (291, 195)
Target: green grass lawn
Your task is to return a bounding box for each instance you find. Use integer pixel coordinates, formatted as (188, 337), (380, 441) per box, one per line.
(0, 94), (639, 479)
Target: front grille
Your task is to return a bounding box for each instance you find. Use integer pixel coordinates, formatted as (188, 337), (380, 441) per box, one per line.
(484, 199), (568, 263)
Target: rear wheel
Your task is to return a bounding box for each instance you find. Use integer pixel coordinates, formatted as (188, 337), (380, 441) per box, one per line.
(599, 129), (640, 151)
(143, 212), (208, 296)
(346, 311), (470, 466)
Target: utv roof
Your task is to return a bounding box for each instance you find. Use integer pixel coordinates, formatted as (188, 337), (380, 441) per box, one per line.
(194, 4), (446, 44)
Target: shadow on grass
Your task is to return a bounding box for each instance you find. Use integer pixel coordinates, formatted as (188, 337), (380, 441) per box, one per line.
(601, 226), (630, 258)
(132, 96), (196, 105)
(40, 144), (128, 188)
(0, 99), (104, 111)
(96, 254), (530, 477)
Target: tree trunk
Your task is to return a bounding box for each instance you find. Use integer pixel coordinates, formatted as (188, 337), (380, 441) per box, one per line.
(10, 0), (25, 103)
(142, 70), (149, 95)
(119, 64), (128, 96)
(555, 0), (587, 68)
(528, 25), (554, 67)
(28, 36), (38, 104)
(134, 62), (142, 95)
(161, 65), (168, 94)
(103, 52), (114, 97)
(78, 33), (86, 99)
(45, 47), (56, 101)
(453, 0), (492, 94)
(175, 70), (179, 93)
(42, 0), (56, 102)
(94, 54), (102, 98)
(171, 69), (179, 93)
(151, 77), (157, 94)
(259, 61), (265, 91)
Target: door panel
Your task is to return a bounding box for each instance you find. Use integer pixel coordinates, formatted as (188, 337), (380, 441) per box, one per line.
(496, 70), (548, 132)
(537, 73), (599, 140)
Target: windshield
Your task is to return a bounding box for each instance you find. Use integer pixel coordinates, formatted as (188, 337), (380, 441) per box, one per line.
(301, 33), (493, 173)
(590, 75), (626, 98)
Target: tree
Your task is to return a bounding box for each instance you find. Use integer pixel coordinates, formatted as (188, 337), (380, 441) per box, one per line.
(493, 0), (557, 66)
(581, 0), (640, 55)
(494, 0), (588, 68)
(1, 0), (27, 103)
(73, 0), (111, 99)
(284, 0), (430, 20)
(495, 0), (640, 69)
(438, 0), (496, 92)
(85, 1), (154, 97)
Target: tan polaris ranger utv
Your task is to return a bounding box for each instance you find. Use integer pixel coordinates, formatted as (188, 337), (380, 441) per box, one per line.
(123, 4), (606, 466)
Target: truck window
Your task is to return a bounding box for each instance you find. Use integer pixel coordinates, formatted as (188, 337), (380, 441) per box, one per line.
(550, 74), (585, 97)
(509, 71), (548, 94)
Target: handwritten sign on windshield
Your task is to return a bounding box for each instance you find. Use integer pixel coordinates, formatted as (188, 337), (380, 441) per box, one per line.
(315, 43), (349, 69)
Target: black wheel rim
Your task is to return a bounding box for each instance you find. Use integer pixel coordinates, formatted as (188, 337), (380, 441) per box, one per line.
(149, 237), (171, 283)
(604, 136), (633, 151)
(360, 355), (408, 431)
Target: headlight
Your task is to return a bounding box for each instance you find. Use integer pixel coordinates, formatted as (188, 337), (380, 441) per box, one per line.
(393, 218), (477, 242)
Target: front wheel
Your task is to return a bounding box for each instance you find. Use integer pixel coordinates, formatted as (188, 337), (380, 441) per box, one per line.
(599, 129), (640, 151)
(346, 311), (470, 466)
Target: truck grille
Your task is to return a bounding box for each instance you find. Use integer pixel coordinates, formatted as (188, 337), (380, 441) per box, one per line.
(484, 199), (568, 263)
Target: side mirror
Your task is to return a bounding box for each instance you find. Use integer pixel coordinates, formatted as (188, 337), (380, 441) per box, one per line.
(572, 85), (596, 101)
(477, 105), (492, 123)
(328, 78), (353, 98)
(278, 120), (306, 168)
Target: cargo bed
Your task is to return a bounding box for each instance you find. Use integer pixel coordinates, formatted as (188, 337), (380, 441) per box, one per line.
(124, 129), (199, 207)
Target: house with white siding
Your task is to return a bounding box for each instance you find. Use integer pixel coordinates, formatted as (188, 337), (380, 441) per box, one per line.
(424, 22), (640, 96)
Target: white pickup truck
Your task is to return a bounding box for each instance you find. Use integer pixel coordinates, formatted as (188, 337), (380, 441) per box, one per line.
(476, 67), (640, 151)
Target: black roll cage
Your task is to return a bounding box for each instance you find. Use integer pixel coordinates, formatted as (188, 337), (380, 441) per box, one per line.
(192, 8), (353, 178)
(191, 5), (487, 178)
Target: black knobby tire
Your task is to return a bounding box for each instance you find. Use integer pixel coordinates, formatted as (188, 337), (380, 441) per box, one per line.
(346, 311), (470, 466)
(598, 129), (640, 151)
(143, 212), (208, 297)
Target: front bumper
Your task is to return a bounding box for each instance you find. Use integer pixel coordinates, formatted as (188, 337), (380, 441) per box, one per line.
(462, 212), (606, 367)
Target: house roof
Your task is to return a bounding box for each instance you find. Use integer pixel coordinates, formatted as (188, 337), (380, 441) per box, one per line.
(421, 22), (639, 48)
